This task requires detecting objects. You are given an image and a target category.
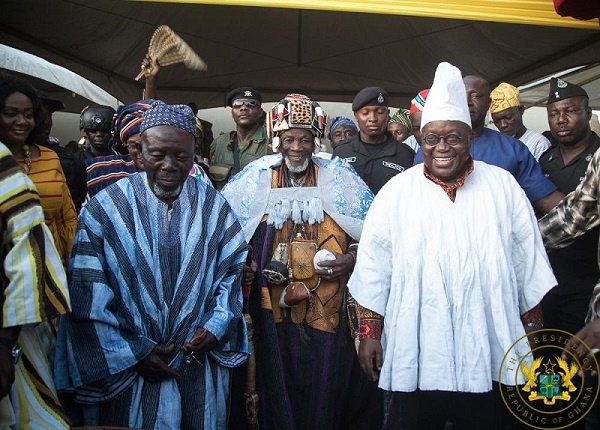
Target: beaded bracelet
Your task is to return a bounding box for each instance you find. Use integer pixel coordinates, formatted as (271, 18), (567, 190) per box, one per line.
(525, 322), (544, 330)
(359, 319), (382, 341)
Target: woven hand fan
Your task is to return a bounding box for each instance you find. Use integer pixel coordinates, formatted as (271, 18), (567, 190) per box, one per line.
(135, 25), (207, 81)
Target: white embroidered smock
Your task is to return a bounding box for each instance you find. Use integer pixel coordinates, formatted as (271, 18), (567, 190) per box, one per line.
(348, 161), (556, 393)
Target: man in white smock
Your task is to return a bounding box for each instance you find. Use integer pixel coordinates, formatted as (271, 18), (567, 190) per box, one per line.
(348, 62), (557, 429)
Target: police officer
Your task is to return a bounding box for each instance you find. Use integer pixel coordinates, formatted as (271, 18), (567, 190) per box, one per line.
(209, 87), (271, 188)
(68, 105), (115, 211)
(79, 105), (115, 158)
(333, 87), (415, 194)
(539, 78), (600, 337)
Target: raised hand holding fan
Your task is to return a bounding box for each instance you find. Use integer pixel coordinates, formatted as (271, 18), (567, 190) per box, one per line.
(135, 25), (207, 81)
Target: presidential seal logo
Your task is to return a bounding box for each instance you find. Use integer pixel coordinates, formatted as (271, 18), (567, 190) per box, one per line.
(522, 357), (577, 405)
(499, 329), (600, 429)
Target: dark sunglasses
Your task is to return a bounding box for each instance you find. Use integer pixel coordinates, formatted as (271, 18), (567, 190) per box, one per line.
(232, 99), (259, 108)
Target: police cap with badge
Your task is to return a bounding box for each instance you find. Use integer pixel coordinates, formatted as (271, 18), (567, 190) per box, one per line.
(352, 87), (390, 111)
(547, 77), (588, 104)
(226, 87), (262, 107)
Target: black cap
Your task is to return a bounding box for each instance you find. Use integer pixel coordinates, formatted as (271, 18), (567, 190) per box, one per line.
(36, 90), (65, 112)
(547, 77), (588, 105)
(226, 87), (262, 107)
(352, 87), (389, 112)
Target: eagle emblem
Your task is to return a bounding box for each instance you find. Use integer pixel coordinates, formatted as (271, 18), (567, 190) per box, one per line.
(556, 356), (578, 392)
(521, 357), (542, 392)
(521, 356), (577, 405)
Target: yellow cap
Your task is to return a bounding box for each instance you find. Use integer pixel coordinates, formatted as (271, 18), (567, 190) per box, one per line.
(490, 83), (520, 114)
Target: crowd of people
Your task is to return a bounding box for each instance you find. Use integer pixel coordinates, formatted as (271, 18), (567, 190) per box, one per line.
(1, 53), (600, 430)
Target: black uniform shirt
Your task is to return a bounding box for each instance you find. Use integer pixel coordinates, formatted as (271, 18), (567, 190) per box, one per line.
(333, 132), (415, 194)
(539, 132), (600, 295)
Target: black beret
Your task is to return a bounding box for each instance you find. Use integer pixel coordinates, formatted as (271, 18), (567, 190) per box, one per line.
(352, 87), (389, 111)
(226, 87), (262, 107)
(547, 77), (588, 105)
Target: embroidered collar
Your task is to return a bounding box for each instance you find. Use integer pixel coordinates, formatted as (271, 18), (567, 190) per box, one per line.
(423, 157), (474, 202)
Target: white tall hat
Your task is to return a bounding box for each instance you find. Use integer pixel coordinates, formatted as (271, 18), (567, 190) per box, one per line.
(420, 62), (471, 130)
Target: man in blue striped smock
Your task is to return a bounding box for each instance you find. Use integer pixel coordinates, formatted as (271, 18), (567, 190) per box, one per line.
(54, 102), (249, 429)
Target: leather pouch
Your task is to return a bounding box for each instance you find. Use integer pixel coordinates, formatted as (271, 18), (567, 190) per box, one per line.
(289, 238), (317, 281)
(262, 243), (289, 285)
(279, 282), (310, 308)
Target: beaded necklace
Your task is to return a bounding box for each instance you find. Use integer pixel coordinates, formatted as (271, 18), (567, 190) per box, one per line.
(279, 160), (316, 189)
(22, 144), (32, 173)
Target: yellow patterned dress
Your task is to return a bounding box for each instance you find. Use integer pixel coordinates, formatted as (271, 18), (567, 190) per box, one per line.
(15, 145), (77, 261)
(0, 142), (71, 429)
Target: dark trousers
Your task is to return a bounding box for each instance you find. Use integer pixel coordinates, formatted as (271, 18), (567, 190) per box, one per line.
(542, 289), (592, 336)
(382, 388), (502, 430)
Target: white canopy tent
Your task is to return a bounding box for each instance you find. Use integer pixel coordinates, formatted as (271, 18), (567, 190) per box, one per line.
(0, 44), (121, 112)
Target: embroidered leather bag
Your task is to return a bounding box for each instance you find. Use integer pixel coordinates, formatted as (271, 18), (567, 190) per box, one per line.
(279, 282), (311, 307)
(289, 238), (318, 281)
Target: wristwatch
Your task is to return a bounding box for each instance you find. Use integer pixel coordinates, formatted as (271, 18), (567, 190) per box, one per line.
(12, 344), (22, 364)
(525, 322), (544, 330)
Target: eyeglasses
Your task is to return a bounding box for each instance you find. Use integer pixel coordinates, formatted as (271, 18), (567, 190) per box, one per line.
(232, 99), (259, 108)
(422, 133), (464, 147)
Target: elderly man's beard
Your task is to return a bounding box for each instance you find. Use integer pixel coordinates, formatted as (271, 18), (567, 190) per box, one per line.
(284, 156), (311, 173)
(152, 183), (183, 200)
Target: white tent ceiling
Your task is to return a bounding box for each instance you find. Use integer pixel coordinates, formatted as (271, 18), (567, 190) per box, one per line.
(1, 0), (599, 110)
